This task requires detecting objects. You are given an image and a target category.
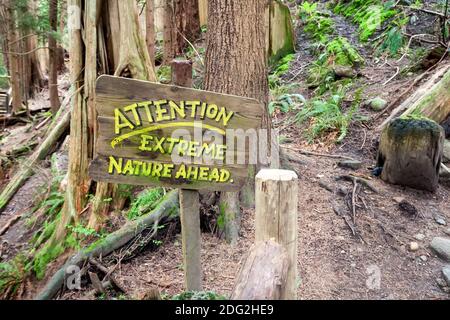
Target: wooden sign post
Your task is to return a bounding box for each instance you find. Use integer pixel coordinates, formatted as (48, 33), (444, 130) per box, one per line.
(172, 60), (201, 291)
(90, 73), (264, 292)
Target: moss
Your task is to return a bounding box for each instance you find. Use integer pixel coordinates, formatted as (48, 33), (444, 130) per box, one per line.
(32, 243), (65, 280)
(387, 117), (442, 144)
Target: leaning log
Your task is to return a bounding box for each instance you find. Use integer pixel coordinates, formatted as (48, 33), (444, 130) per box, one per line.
(401, 67), (450, 124)
(377, 64), (450, 131)
(377, 117), (444, 192)
(0, 111), (71, 211)
(35, 190), (180, 300)
(231, 240), (289, 300)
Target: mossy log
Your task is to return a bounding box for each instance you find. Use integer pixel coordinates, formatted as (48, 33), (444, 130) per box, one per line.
(401, 67), (450, 124)
(377, 65), (450, 131)
(0, 111), (71, 211)
(35, 190), (179, 300)
(231, 240), (289, 300)
(377, 118), (444, 192)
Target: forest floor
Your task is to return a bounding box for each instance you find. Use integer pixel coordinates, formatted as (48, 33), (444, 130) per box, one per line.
(1, 2), (450, 300)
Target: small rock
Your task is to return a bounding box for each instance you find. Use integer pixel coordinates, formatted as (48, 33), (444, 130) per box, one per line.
(367, 97), (388, 111)
(351, 263), (356, 268)
(414, 234), (426, 241)
(443, 266), (450, 286)
(436, 277), (448, 288)
(430, 237), (450, 261)
(393, 197), (405, 204)
(333, 65), (356, 78)
(338, 160), (363, 170)
(444, 228), (450, 236)
(410, 242), (419, 252)
(435, 216), (447, 226)
(420, 255), (428, 262)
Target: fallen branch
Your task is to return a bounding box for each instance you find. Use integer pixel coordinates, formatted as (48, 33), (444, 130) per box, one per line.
(383, 66), (400, 85)
(336, 175), (379, 194)
(0, 214), (22, 236)
(88, 258), (127, 294)
(35, 190), (179, 300)
(281, 146), (356, 161)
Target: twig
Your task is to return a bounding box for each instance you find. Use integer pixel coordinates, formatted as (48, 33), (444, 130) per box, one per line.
(337, 175), (379, 194)
(332, 203), (356, 236)
(383, 67), (400, 86)
(281, 145), (356, 161)
(0, 214), (22, 236)
(176, 30), (204, 67)
(351, 178), (358, 224)
(397, 34), (434, 63)
(88, 258), (127, 294)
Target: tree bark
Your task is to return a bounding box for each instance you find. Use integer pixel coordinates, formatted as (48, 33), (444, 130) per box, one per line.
(49, 0), (61, 113)
(146, 0), (156, 67)
(56, 0), (158, 241)
(163, 0), (201, 64)
(401, 68), (450, 125)
(6, 0), (22, 113)
(204, 0), (269, 244)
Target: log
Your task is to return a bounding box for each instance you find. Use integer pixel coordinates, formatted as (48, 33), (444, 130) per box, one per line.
(255, 169), (298, 300)
(377, 64), (450, 131)
(400, 67), (450, 125)
(0, 111), (71, 211)
(35, 190), (179, 300)
(377, 117), (444, 192)
(231, 240), (289, 300)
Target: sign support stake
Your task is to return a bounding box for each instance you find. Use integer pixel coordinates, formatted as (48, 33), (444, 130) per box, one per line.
(171, 59), (202, 291)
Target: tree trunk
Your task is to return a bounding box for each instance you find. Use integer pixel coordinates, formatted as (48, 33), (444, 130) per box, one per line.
(49, 0), (61, 113)
(57, 0), (67, 72)
(204, 0), (269, 244)
(163, 0), (201, 64)
(146, 0), (156, 67)
(54, 0), (158, 242)
(231, 240), (289, 300)
(6, 0), (22, 113)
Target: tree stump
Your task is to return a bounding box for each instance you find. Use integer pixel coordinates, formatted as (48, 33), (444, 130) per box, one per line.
(377, 117), (445, 192)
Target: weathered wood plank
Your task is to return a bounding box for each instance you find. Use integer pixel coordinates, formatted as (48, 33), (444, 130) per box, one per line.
(91, 75), (264, 191)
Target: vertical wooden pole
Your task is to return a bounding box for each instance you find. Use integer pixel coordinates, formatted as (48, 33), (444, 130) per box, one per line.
(255, 169), (298, 300)
(172, 59), (202, 291)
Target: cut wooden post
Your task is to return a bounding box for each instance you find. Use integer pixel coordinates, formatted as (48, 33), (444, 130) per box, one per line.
(255, 169), (298, 300)
(172, 59), (202, 291)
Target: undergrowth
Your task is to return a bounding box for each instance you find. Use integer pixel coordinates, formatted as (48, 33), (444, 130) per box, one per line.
(332, 0), (407, 55)
(296, 87), (366, 143)
(128, 188), (165, 220)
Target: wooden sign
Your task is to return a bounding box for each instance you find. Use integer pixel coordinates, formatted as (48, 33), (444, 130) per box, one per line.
(89, 75), (264, 191)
